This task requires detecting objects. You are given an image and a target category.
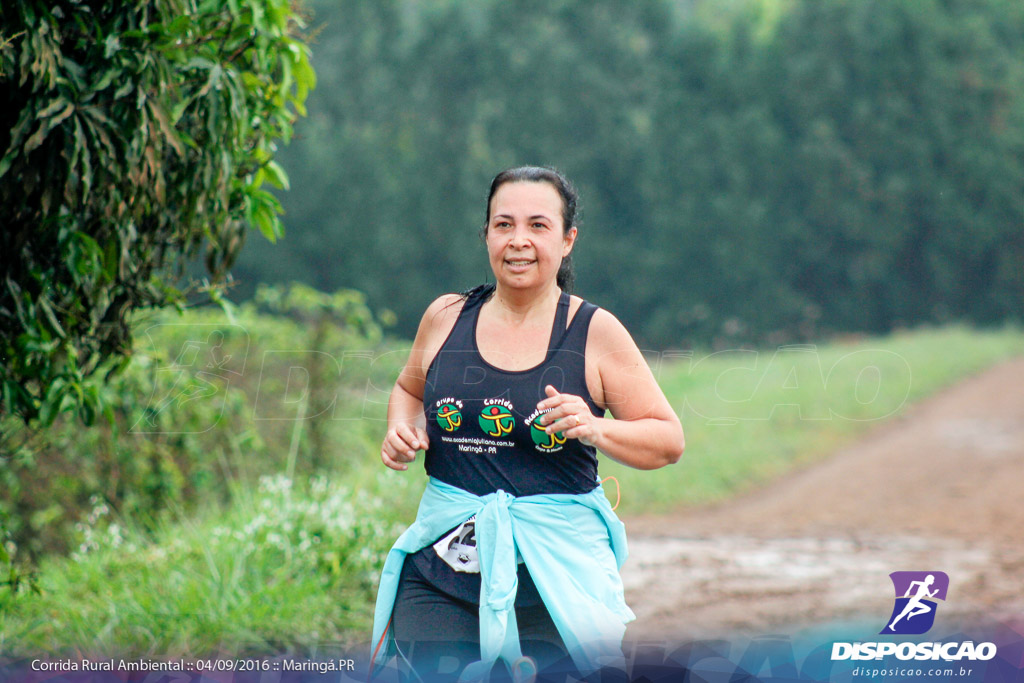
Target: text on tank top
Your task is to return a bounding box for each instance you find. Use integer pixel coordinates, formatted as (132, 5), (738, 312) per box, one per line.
(422, 284), (603, 497)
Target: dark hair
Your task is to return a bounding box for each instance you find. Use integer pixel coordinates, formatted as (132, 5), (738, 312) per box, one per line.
(480, 165), (579, 293)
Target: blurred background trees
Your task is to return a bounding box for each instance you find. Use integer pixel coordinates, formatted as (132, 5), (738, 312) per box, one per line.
(234, 0), (1023, 350)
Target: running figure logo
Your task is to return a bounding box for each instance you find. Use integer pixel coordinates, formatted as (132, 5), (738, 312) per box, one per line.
(881, 571), (949, 635)
(530, 414), (566, 451)
(436, 402), (463, 432)
(479, 405), (515, 437)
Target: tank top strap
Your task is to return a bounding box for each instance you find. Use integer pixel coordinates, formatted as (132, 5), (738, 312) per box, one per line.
(553, 299), (599, 351)
(430, 285), (492, 359)
(462, 284), (492, 317)
(547, 290), (571, 353)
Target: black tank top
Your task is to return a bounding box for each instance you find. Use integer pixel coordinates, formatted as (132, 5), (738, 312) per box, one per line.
(422, 283), (603, 496)
(410, 283), (604, 605)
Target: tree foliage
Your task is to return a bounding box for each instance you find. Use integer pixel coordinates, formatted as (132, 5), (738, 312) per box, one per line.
(236, 0), (1023, 349)
(0, 0), (315, 424)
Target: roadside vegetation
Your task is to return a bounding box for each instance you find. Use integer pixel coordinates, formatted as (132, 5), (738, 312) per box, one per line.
(2, 310), (1020, 656)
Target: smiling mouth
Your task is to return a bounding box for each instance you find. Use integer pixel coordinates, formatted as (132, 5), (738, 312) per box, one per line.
(505, 259), (536, 267)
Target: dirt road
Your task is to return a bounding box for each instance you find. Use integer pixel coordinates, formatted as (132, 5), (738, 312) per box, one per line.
(621, 357), (1024, 640)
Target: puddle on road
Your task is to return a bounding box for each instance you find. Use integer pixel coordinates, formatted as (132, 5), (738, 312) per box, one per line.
(622, 534), (994, 638)
(939, 418), (1024, 457)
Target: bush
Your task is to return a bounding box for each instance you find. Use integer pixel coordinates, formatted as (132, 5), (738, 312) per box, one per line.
(0, 283), (398, 561)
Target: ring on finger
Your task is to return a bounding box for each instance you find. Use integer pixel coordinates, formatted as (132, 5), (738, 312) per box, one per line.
(571, 414), (579, 427)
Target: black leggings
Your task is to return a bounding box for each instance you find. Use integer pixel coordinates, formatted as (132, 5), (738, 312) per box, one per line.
(390, 559), (570, 681)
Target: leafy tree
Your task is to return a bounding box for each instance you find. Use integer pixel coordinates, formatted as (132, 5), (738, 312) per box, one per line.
(0, 0), (315, 424)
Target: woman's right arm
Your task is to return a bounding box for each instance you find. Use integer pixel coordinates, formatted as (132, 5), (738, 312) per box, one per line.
(380, 294), (463, 471)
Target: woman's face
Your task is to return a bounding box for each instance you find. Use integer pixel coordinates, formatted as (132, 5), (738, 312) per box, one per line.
(485, 181), (577, 292)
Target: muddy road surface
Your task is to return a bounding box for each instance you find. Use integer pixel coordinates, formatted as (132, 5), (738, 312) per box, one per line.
(621, 357), (1024, 641)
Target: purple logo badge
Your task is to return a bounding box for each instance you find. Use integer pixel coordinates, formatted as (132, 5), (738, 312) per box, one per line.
(880, 571), (949, 635)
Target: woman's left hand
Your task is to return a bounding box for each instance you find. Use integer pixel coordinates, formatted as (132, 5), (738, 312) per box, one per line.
(536, 384), (600, 447)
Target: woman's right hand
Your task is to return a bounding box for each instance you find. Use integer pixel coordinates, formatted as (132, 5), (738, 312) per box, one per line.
(380, 294), (461, 472)
(381, 424), (429, 471)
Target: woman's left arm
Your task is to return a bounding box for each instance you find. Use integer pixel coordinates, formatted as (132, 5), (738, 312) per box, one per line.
(536, 309), (684, 470)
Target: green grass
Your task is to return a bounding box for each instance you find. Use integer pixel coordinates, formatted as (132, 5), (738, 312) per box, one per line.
(601, 324), (1024, 514)
(2, 324), (1021, 655)
(0, 466), (422, 657)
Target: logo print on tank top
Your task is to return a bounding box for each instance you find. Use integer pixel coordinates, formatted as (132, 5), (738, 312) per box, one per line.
(435, 398), (463, 432)
(526, 409), (566, 452)
(479, 398), (515, 437)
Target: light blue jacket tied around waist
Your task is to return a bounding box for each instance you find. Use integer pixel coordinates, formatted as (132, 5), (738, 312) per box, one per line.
(370, 477), (635, 680)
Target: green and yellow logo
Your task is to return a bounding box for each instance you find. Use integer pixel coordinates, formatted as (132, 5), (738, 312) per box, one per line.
(530, 416), (566, 451)
(436, 403), (462, 432)
(478, 405), (515, 437)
